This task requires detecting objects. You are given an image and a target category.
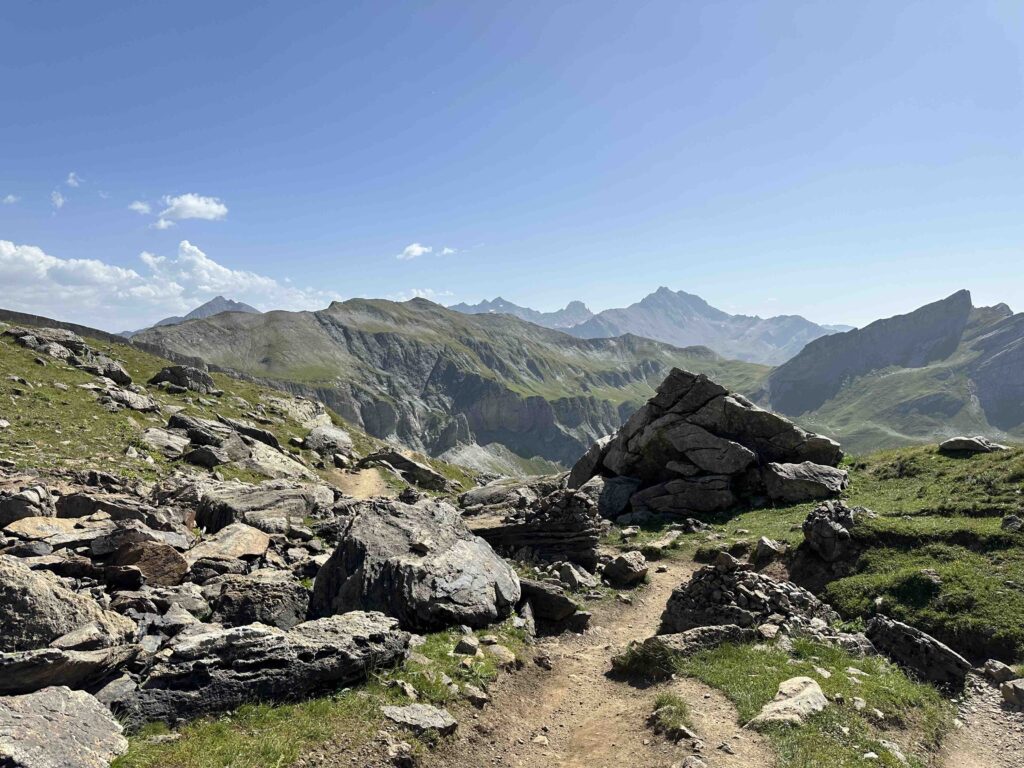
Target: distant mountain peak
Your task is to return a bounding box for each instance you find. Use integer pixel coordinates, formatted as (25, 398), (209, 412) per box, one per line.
(449, 297), (593, 329)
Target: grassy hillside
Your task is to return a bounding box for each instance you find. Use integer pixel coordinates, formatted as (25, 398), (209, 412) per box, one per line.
(133, 298), (769, 466)
(610, 444), (1024, 663)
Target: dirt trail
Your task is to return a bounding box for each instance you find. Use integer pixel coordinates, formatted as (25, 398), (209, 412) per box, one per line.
(938, 673), (1024, 768)
(326, 467), (395, 499)
(426, 558), (773, 768)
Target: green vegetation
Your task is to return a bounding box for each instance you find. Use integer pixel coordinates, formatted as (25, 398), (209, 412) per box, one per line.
(622, 638), (952, 768)
(605, 445), (1024, 661)
(649, 691), (692, 735)
(114, 620), (527, 768)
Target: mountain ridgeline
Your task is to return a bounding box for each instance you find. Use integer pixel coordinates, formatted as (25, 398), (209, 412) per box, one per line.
(452, 287), (845, 365)
(121, 295), (260, 338)
(134, 298), (767, 470)
(760, 290), (1024, 452)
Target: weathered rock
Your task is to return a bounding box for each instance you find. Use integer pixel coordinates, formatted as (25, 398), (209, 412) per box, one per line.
(309, 498), (520, 632)
(1002, 678), (1024, 709)
(0, 686), (128, 768)
(100, 386), (159, 412)
(141, 427), (190, 458)
(866, 615), (971, 687)
(0, 644), (142, 696)
(660, 554), (838, 634)
(518, 578), (591, 634)
(763, 461), (848, 502)
(303, 424), (354, 456)
(751, 536), (786, 568)
(748, 677), (829, 728)
(357, 449), (450, 491)
(210, 570), (310, 630)
(939, 436), (1008, 454)
(577, 475), (640, 519)
(603, 551), (648, 587)
(3, 327), (89, 355)
(184, 444), (230, 468)
(218, 415), (280, 450)
(184, 523), (270, 564)
(982, 659), (1017, 685)
(468, 488), (605, 569)
(570, 368), (843, 517)
(381, 703), (457, 736)
(643, 624), (756, 659)
(80, 358), (132, 386)
(0, 485), (55, 527)
(149, 365), (218, 395)
(0, 556), (135, 653)
(557, 561), (598, 590)
(110, 541), (189, 587)
(801, 500), (864, 562)
(1001, 514), (1023, 532)
(119, 612), (410, 725)
(196, 480), (333, 534)
(458, 476), (560, 515)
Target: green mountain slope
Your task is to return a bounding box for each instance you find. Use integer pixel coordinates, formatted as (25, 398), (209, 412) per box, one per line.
(135, 298), (768, 467)
(761, 291), (1024, 454)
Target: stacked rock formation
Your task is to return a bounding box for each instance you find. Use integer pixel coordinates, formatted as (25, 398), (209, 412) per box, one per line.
(569, 368), (847, 519)
(660, 553), (840, 634)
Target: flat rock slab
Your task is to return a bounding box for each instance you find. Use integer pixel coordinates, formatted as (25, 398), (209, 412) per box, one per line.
(382, 703), (457, 735)
(0, 685), (128, 768)
(748, 676), (828, 728)
(185, 522), (270, 564)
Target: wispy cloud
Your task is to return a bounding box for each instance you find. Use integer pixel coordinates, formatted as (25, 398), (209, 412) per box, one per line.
(0, 238), (341, 330)
(66, 171), (83, 187)
(441, 247), (457, 255)
(1, 194), (18, 205)
(396, 242), (432, 261)
(50, 190), (65, 210)
(159, 193), (228, 221)
(129, 200), (152, 215)
(152, 218), (175, 230)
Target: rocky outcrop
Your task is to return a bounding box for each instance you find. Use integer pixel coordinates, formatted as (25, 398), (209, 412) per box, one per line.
(570, 368), (844, 519)
(866, 615), (972, 688)
(660, 553), (839, 634)
(149, 365), (218, 395)
(309, 498), (520, 632)
(209, 570), (310, 630)
(117, 612), (410, 726)
(356, 449), (452, 491)
(467, 487), (606, 569)
(195, 479), (334, 535)
(0, 686), (128, 768)
(303, 424), (354, 456)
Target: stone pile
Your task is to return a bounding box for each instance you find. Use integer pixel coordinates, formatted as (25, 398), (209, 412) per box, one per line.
(467, 487), (607, 570)
(568, 368), (847, 520)
(660, 553), (839, 634)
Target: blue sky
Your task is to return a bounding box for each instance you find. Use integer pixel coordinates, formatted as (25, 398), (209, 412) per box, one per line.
(1, 0), (1022, 331)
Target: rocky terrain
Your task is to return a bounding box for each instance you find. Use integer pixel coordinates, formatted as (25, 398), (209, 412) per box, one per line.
(132, 297), (766, 471)
(2, 316), (1024, 768)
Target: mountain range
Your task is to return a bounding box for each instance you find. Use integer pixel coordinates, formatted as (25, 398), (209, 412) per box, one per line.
(450, 288), (852, 365)
(760, 290), (1024, 453)
(134, 298), (766, 471)
(121, 295), (259, 337)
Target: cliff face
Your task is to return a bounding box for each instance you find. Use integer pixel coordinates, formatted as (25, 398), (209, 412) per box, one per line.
(135, 298), (768, 468)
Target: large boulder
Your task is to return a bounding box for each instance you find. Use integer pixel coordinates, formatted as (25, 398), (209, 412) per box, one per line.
(763, 462), (848, 502)
(865, 615), (971, 688)
(603, 551), (648, 587)
(660, 553), (838, 634)
(0, 644), (142, 696)
(196, 480), (333, 534)
(747, 677), (829, 728)
(0, 686), (128, 768)
(209, 570), (310, 630)
(309, 498), (520, 632)
(939, 436), (1008, 454)
(357, 449), (451, 491)
(568, 368), (843, 518)
(467, 488), (605, 569)
(303, 424), (354, 456)
(0, 485), (55, 527)
(117, 612), (409, 726)
(0, 556), (135, 653)
(518, 578), (591, 635)
(184, 523), (270, 565)
(148, 365), (218, 395)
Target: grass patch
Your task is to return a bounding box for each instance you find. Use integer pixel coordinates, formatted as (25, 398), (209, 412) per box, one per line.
(672, 639), (952, 768)
(650, 691), (692, 736)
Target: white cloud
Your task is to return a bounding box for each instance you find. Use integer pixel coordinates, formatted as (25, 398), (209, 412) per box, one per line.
(396, 242), (432, 260)
(441, 247), (457, 255)
(388, 288), (454, 303)
(2, 194), (18, 205)
(50, 190), (65, 210)
(159, 193), (228, 221)
(152, 218), (175, 230)
(66, 171), (83, 187)
(129, 201), (151, 215)
(0, 239), (341, 331)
